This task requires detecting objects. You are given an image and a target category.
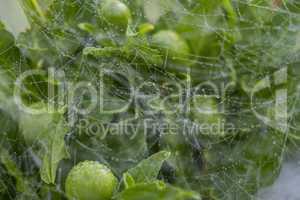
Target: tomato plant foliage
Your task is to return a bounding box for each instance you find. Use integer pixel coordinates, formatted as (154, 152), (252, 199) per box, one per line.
(0, 0), (300, 200)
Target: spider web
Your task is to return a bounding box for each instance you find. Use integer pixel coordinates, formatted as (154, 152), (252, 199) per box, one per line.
(1, 0), (300, 199)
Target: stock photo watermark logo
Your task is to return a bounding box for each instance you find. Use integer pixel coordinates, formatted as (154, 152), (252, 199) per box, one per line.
(74, 117), (236, 140)
(13, 66), (289, 138)
(250, 68), (288, 133)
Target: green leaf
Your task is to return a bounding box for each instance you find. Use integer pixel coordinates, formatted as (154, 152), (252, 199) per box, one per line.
(0, 21), (22, 72)
(0, 22), (24, 113)
(123, 172), (136, 189)
(48, 0), (95, 26)
(0, 147), (38, 199)
(117, 181), (201, 200)
(0, 148), (27, 192)
(0, 72), (12, 105)
(19, 104), (69, 184)
(126, 151), (171, 183)
(17, 27), (80, 67)
(0, 21), (4, 29)
(40, 118), (69, 184)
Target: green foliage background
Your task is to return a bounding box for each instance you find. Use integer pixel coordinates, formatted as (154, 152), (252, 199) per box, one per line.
(0, 0), (300, 199)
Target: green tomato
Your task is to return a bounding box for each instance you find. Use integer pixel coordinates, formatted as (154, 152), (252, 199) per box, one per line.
(65, 161), (118, 200)
(151, 30), (190, 62)
(101, 0), (131, 30)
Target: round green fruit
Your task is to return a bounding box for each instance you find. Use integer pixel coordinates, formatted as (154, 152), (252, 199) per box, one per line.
(101, 0), (131, 30)
(152, 30), (190, 60)
(65, 161), (118, 200)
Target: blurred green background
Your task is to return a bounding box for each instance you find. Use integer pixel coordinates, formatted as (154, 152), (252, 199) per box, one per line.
(0, 0), (28, 35)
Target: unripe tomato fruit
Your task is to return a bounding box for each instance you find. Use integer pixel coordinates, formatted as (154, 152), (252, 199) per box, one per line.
(102, 0), (131, 30)
(152, 30), (190, 60)
(65, 161), (118, 200)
